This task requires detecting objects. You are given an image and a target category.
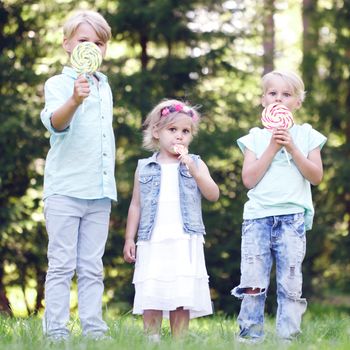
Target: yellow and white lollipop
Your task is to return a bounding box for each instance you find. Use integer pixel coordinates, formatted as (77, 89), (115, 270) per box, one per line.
(261, 103), (294, 165)
(70, 42), (102, 113)
(70, 41), (102, 74)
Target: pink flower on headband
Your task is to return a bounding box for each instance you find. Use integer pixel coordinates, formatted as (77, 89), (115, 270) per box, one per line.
(161, 107), (170, 116)
(160, 104), (197, 120)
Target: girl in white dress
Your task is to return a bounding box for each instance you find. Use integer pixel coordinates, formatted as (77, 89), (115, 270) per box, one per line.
(123, 99), (219, 340)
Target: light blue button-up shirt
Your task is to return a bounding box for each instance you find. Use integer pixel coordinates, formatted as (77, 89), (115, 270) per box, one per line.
(41, 66), (117, 201)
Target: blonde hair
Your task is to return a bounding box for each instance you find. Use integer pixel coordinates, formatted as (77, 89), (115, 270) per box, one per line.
(262, 70), (306, 102)
(143, 99), (201, 151)
(63, 10), (111, 43)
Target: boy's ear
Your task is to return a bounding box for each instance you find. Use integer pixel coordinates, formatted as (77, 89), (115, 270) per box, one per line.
(62, 38), (71, 54)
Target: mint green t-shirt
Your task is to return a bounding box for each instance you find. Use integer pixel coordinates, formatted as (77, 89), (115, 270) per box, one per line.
(237, 123), (327, 230)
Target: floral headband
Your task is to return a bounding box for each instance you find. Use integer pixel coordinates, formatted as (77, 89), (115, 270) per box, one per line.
(160, 103), (198, 121)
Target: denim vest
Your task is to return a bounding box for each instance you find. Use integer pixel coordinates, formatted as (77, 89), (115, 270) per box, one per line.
(137, 152), (206, 241)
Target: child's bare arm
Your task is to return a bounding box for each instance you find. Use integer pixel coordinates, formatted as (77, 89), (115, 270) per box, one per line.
(123, 170), (141, 263)
(290, 147), (323, 185)
(180, 156), (219, 201)
(274, 129), (324, 185)
(242, 143), (278, 189)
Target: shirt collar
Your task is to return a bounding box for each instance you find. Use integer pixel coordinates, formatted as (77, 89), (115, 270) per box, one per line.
(62, 66), (108, 82)
(145, 152), (159, 165)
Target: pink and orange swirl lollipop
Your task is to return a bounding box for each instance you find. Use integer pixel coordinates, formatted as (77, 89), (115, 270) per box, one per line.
(261, 103), (294, 165)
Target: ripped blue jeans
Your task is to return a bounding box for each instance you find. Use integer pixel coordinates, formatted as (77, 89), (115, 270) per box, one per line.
(231, 213), (307, 340)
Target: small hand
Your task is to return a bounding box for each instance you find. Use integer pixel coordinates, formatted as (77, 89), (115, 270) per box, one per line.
(268, 129), (283, 153)
(272, 128), (295, 153)
(173, 144), (192, 170)
(123, 239), (136, 263)
(178, 153), (197, 174)
(73, 75), (90, 105)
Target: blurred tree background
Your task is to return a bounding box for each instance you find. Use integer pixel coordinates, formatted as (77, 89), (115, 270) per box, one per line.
(0, 0), (349, 317)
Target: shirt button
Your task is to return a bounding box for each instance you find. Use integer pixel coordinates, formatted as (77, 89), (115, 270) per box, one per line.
(103, 171), (107, 175)
(103, 153), (107, 156)
(103, 134), (106, 137)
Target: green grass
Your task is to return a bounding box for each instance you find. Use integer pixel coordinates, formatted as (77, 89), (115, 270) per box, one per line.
(0, 305), (349, 349)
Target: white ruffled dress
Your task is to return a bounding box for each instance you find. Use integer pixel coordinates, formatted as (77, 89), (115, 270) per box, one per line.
(132, 163), (212, 319)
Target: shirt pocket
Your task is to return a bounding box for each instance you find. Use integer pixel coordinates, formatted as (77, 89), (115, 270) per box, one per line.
(179, 168), (196, 190)
(139, 175), (154, 195)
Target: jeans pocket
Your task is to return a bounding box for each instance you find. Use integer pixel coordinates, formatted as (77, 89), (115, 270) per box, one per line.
(286, 214), (305, 238)
(242, 220), (255, 237)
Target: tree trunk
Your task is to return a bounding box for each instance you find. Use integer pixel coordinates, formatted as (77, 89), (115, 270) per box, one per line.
(0, 264), (12, 316)
(301, 0), (319, 94)
(140, 32), (149, 71)
(262, 0), (275, 75)
(344, 75), (350, 234)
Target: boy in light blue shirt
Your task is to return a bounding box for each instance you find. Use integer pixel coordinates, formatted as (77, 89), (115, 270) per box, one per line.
(232, 70), (326, 343)
(41, 10), (116, 341)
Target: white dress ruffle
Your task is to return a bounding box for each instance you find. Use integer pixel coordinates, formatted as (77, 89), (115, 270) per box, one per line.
(133, 163), (212, 319)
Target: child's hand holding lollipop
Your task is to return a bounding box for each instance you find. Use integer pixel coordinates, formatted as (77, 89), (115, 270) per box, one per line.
(70, 42), (102, 112)
(173, 144), (190, 169)
(261, 103), (294, 165)
(173, 144), (188, 156)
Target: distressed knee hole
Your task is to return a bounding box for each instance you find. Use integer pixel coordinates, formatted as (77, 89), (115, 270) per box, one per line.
(243, 287), (266, 295)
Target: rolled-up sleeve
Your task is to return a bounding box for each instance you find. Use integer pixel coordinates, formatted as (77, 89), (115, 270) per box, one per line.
(237, 127), (261, 154)
(40, 76), (71, 135)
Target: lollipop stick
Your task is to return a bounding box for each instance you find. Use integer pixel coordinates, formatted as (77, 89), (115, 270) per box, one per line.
(284, 147), (291, 166)
(81, 73), (89, 114)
